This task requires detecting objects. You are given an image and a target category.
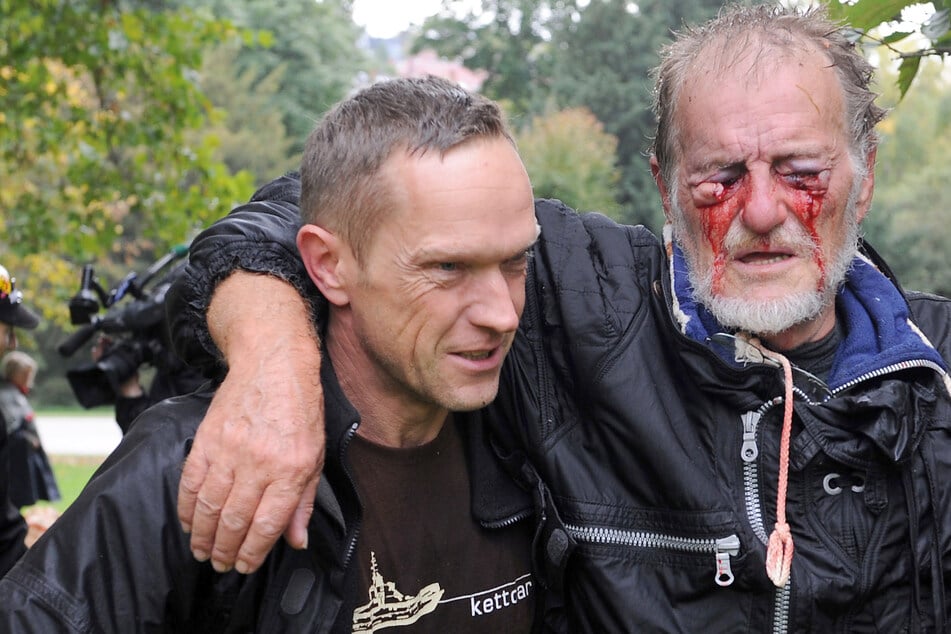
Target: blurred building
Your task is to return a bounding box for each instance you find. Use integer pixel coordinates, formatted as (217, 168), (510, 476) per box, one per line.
(394, 49), (488, 92)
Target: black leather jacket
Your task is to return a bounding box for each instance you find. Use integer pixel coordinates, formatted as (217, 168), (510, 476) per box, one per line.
(167, 174), (951, 632)
(502, 202), (951, 632)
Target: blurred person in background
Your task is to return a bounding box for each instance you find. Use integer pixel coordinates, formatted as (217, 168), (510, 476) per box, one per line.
(0, 350), (61, 508)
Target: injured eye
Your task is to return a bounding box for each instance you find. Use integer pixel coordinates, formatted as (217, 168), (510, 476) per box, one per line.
(693, 181), (729, 206)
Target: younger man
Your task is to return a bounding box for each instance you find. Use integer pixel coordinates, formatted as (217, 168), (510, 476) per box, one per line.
(0, 77), (539, 632)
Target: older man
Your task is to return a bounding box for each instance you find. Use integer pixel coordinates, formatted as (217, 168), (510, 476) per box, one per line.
(0, 77), (539, 631)
(172, 5), (951, 631)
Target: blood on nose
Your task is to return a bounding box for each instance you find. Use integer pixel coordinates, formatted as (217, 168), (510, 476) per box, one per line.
(740, 178), (790, 236)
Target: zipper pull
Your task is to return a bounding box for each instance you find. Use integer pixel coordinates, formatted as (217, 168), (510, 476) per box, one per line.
(714, 534), (740, 587)
(741, 411), (760, 462)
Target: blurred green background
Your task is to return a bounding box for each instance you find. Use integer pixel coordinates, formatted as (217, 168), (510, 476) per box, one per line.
(3, 0), (950, 416)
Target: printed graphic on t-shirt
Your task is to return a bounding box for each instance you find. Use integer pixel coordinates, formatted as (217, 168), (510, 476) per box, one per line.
(352, 552), (532, 633)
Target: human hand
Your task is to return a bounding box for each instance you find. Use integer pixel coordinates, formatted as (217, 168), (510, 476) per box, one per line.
(177, 272), (325, 574)
(90, 335), (111, 362)
(24, 506), (59, 548)
(178, 358), (324, 573)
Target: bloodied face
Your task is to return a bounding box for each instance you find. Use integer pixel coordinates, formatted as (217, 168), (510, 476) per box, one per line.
(657, 45), (875, 348)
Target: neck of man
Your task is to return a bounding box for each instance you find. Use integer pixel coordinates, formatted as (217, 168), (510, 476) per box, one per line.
(326, 315), (448, 449)
(756, 302), (837, 352)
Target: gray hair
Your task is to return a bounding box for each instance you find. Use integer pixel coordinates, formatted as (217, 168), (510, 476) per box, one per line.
(2, 350), (37, 384)
(650, 3), (887, 186)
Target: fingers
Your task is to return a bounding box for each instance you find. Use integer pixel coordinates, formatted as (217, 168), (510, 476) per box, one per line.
(174, 314), (326, 574)
(188, 464), (237, 566)
(284, 476), (319, 550)
(177, 409), (323, 573)
(232, 477), (316, 574)
(177, 449), (208, 534)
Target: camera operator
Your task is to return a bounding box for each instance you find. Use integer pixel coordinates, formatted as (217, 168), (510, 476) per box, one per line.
(91, 333), (204, 434)
(85, 263), (205, 434)
(62, 257), (206, 435)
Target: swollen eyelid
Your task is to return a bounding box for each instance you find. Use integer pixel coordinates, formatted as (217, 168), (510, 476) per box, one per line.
(504, 255), (528, 269)
(784, 169), (830, 190)
(693, 181), (727, 206)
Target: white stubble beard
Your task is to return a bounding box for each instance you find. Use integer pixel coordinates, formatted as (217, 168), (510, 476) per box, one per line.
(670, 179), (864, 336)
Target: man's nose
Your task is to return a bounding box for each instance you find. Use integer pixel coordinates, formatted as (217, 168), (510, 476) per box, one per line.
(740, 172), (787, 235)
(471, 270), (520, 333)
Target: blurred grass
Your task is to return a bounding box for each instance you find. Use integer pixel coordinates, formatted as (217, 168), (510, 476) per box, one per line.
(20, 455), (104, 515)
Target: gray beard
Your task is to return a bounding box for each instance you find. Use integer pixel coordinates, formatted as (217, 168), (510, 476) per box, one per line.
(672, 186), (863, 336)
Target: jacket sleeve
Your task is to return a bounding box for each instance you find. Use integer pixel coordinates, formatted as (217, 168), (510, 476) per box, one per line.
(167, 172), (320, 373)
(0, 396), (214, 631)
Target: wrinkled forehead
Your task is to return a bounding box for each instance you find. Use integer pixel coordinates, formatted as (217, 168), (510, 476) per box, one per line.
(688, 30), (831, 90)
(674, 34), (845, 140)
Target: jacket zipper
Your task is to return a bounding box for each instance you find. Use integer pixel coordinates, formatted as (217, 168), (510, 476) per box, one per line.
(741, 402), (791, 634)
(483, 508), (534, 531)
(340, 421), (361, 571)
(739, 357), (943, 634)
(564, 523), (740, 587)
(832, 359), (946, 395)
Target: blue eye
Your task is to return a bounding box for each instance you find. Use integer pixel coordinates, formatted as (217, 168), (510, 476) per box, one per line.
(438, 262), (458, 272)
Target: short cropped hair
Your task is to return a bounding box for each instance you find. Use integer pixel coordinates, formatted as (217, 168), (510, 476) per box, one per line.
(299, 76), (515, 262)
(650, 4), (887, 186)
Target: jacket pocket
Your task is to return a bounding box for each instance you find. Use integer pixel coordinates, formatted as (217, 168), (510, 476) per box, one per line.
(544, 506), (759, 633)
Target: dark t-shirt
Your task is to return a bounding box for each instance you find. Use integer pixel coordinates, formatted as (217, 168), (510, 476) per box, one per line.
(348, 419), (534, 633)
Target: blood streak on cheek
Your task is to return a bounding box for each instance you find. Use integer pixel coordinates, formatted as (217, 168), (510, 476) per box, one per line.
(790, 189), (826, 289)
(699, 181), (746, 294)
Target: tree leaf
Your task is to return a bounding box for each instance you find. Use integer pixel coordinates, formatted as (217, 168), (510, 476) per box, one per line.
(825, 0), (911, 31)
(897, 55), (921, 100)
(882, 30), (914, 45)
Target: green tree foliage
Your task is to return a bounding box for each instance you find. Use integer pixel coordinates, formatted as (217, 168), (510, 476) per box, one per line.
(414, 0), (577, 117)
(824, 0), (951, 98)
(188, 0), (371, 150)
(516, 108), (621, 218)
(1, 0), (259, 405)
(547, 0), (725, 229)
(1, 0), (255, 268)
(196, 41), (298, 184)
(862, 61), (951, 295)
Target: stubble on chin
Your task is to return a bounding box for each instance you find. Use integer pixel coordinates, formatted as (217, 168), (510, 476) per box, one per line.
(671, 199), (860, 337)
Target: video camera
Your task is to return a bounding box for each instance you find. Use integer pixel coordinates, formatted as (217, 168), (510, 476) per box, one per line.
(58, 246), (188, 409)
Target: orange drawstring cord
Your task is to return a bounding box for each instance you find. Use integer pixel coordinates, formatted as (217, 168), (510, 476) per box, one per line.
(764, 347), (795, 587)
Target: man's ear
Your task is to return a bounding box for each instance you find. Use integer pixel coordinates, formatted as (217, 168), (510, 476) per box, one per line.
(854, 146), (877, 223)
(297, 224), (351, 307)
(650, 155), (674, 222)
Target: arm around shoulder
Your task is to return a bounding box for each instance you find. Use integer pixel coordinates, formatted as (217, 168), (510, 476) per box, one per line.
(171, 175), (327, 576)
